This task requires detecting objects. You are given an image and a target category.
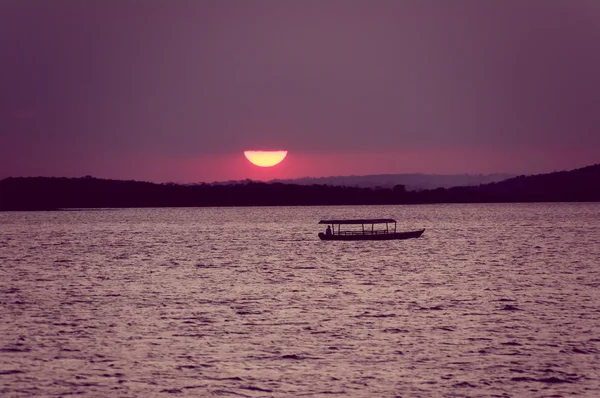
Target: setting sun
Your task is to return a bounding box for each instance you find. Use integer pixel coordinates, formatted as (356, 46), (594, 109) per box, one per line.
(244, 150), (288, 167)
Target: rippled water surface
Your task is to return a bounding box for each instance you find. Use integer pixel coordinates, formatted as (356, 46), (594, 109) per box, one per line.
(1, 204), (600, 397)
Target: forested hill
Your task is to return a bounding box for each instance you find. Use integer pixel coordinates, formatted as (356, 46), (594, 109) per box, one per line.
(1, 164), (599, 210)
(466, 163), (600, 202)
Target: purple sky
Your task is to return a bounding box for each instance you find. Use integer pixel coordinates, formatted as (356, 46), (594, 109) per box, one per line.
(2, 0), (599, 182)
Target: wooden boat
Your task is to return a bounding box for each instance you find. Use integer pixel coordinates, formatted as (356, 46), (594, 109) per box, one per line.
(318, 219), (424, 241)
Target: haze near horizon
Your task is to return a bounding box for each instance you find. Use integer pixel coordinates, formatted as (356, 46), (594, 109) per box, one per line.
(2, 1), (599, 183)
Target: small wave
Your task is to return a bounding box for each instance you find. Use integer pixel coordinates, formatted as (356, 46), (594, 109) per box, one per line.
(434, 326), (455, 331)
(235, 310), (262, 315)
(569, 347), (598, 354)
(420, 305), (444, 311)
(452, 381), (477, 388)
(196, 263), (219, 268)
(206, 376), (244, 381)
(539, 377), (577, 383)
(355, 312), (396, 318)
(511, 376), (576, 384)
(0, 370), (23, 375)
(177, 365), (200, 370)
(182, 384), (208, 389)
(172, 334), (204, 338)
(211, 390), (250, 397)
(383, 328), (409, 334)
(102, 372), (124, 378)
(279, 354), (320, 360)
(160, 261), (180, 267)
(240, 385), (273, 392)
(281, 354), (304, 360)
(499, 304), (521, 311)
(0, 347), (31, 353)
(160, 388), (183, 393)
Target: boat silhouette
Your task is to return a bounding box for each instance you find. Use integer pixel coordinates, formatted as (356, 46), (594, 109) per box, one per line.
(318, 219), (425, 241)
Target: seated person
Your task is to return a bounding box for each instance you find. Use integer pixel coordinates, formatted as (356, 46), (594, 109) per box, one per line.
(326, 225), (332, 236)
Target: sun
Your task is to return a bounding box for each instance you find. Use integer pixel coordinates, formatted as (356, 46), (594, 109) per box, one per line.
(244, 150), (288, 167)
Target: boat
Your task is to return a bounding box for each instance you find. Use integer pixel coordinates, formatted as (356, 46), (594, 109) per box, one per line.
(318, 219), (425, 241)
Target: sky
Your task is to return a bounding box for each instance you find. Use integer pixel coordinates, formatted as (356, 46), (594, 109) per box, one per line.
(1, 0), (599, 183)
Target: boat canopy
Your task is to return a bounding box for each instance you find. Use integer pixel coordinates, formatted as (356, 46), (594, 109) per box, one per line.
(318, 219), (396, 225)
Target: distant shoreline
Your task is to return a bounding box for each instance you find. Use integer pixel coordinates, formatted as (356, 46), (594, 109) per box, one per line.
(1, 164), (599, 211)
(3, 201), (600, 213)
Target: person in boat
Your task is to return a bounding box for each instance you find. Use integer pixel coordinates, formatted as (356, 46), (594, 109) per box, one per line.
(325, 225), (332, 236)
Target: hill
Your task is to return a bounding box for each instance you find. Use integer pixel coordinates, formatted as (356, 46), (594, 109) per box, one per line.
(1, 164), (599, 210)
(468, 163), (600, 202)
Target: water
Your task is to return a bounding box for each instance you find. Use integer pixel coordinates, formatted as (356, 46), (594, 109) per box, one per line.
(1, 204), (599, 397)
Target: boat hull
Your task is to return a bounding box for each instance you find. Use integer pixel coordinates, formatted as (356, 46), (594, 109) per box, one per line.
(318, 229), (425, 241)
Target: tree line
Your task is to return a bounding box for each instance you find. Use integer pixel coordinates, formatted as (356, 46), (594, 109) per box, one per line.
(1, 164), (599, 211)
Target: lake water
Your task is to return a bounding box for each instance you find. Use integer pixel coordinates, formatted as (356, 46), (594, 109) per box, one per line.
(1, 204), (600, 397)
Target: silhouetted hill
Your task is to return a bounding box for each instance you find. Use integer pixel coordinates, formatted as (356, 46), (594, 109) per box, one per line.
(467, 164), (600, 202)
(1, 164), (599, 211)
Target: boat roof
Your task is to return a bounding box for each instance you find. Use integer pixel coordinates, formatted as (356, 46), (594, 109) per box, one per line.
(319, 219), (396, 225)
